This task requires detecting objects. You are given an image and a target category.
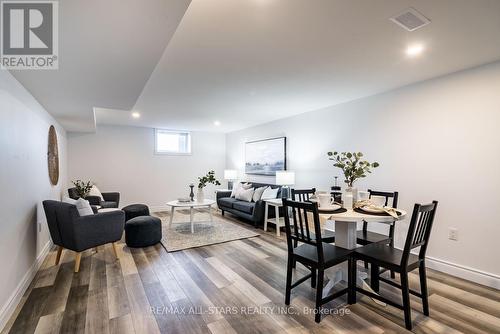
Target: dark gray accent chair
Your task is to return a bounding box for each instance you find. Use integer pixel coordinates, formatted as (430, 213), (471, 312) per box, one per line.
(68, 187), (120, 209)
(42, 200), (125, 272)
(216, 182), (282, 227)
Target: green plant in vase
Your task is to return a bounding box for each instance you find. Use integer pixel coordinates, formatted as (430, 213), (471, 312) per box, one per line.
(327, 151), (379, 202)
(72, 180), (93, 198)
(197, 170), (221, 202)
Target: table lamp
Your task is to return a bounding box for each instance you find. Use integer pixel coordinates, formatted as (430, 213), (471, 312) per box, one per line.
(224, 169), (238, 190)
(276, 171), (295, 199)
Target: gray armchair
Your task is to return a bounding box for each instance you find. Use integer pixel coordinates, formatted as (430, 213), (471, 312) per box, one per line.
(68, 187), (120, 208)
(42, 200), (125, 272)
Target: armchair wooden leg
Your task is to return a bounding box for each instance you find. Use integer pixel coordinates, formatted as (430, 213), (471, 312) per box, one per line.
(55, 246), (63, 265)
(74, 252), (82, 273)
(112, 243), (119, 259)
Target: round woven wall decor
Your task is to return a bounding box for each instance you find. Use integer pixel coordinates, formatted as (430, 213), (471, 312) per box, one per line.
(47, 125), (59, 185)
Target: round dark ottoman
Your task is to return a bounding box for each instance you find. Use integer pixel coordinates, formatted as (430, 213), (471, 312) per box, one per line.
(125, 216), (162, 248)
(122, 204), (150, 221)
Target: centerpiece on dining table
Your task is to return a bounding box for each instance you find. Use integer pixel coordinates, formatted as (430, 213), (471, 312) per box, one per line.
(327, 150), (379, 206)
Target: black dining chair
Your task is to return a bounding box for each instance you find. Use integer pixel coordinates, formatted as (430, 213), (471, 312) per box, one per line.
(283, 199), (353, 323)
(350, 200), (438, 330)
(291, 188), (336, 244)
(357, 189), (399, 278)
(291, 188), (316, 202)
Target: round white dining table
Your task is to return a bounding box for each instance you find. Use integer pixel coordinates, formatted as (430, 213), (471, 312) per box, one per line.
(319, 207), (407, 304)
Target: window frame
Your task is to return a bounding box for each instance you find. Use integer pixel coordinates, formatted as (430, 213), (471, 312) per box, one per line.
(154, 129), (192, 155)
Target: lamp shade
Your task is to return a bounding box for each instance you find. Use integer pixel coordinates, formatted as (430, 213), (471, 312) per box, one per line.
(276, 171), (295, 186)
(224, 169), (238, 180)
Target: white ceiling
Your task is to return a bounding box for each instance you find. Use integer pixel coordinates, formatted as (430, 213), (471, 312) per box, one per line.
(11, 0), (500, 133)
(10, 0), (191, 132)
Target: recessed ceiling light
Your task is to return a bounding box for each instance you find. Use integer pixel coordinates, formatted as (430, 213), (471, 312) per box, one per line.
(214, 120), (221, 126)
(406, 44), (424, 57)
(131, 112), (141, 119)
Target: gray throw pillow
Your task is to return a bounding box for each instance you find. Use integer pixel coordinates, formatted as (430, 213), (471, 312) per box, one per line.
(230, 182), (252, 198)
(252, 186), (268, 202)
(235, 187), (255, 202)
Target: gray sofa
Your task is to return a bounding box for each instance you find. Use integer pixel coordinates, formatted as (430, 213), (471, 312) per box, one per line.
(216, 182), (282, 227)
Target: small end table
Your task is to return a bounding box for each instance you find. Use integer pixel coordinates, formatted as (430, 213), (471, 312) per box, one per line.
(263, 198), (285, 236)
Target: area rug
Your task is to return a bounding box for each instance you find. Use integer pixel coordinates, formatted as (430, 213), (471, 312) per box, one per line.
(155, 210), (259, 252)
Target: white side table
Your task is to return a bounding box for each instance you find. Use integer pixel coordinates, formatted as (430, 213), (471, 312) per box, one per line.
(263, 198), (286, 237)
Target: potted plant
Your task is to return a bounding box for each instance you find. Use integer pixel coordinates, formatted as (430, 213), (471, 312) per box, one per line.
(72, 180), (93, 198)
(327, 151), (379, 201)
(197, 170), (221, 202)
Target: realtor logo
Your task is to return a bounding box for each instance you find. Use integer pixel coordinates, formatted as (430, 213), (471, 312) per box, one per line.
(1, 1), (58, 69)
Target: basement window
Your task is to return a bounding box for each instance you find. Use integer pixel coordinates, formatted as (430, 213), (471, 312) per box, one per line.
(155, 129), (191, 155)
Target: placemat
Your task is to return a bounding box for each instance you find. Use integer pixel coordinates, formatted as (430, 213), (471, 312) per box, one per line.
(354, 207), (402, 216)
(318, 207), (347, 214)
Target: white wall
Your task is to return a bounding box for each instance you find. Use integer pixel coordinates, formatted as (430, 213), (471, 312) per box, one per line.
(68, 125), (226, 210)
(226, 61), (500, 287)
(0, 71), (67, 329)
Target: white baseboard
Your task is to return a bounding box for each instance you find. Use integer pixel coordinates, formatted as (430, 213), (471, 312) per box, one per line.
(322, 224), (500, 290)
(0, 240), (53, 332)
(426, 256), (500, 290)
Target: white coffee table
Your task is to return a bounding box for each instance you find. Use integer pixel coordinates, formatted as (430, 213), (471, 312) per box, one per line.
(166, 199), (216, 233)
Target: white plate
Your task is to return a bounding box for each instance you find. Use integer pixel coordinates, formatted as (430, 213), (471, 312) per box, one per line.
(361, 205), (385, 213)
(319, 204), (341, 211)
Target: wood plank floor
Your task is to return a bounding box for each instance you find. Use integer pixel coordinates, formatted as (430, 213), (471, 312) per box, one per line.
(3, 213), (500, 334)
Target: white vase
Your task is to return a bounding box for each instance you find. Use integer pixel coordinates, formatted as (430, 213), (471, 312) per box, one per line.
(197, 188), (205, 202)
(345, 186), (358, 207)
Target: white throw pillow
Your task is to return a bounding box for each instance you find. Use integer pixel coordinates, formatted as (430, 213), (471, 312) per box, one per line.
(88, 185), (103, 200)
(63, 197), (93, 216)
(62, 197), (77, 205)
(252, 186), (268, 202)
(236, 187), (255, 202)
(261, 187), (279, 200)
(230, 183), (242, 198)
(230, 182), (252, 198)
(75, 198), (94, 216)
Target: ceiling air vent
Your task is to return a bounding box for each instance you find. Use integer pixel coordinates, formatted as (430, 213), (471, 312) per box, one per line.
(390, 7), (430, 32)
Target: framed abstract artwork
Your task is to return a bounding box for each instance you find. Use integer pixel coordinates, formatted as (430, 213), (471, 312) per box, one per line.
(245, 137), (286, 176)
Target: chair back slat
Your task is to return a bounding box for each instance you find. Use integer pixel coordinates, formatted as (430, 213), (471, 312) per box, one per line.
(283, 199), (324, 262)
(413, 211), (428, 246)
(292, 206), (300, 240)
(291, 188), (316, 202)
(401, 201), (438, 265)
(296, 205), (307, 242)
(368, 189), (399, 208)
